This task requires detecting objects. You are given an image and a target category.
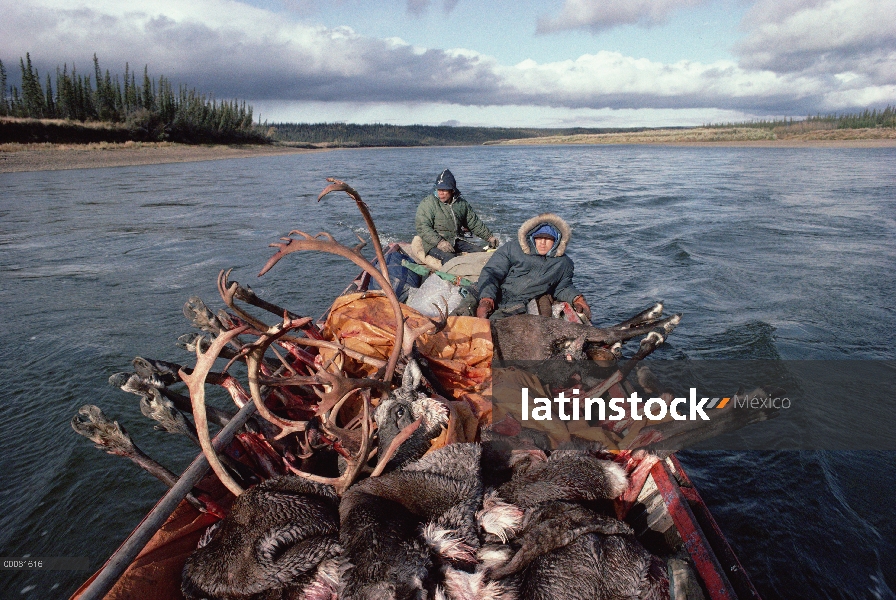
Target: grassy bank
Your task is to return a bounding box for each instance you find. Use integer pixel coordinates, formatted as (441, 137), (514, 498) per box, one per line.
(3, 117), (895, 157)
(491, 125), (896, 146)
(0, 117), (134, 144)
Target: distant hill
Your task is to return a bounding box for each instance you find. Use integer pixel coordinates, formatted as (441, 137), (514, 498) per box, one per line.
(266, 122), (659, 147)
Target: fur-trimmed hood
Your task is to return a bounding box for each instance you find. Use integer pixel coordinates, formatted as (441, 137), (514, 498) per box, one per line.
(517, 213), (571, 257)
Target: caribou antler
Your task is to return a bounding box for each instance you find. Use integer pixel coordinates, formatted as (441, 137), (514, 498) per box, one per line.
(284, 387), (374, 495)
(258, 229), (404, 385)
(369, 416), (423, 478)
(256, 368), (389, 418)
(242, 311), (387, 485)
(244, 316), (315, 441)
(401, 302), (448, 358)
(180, 325), (250, 497)
(215, 309), (318, 372)
(317, 178), (390, 284)
(216, 269), (274, 333)
(251, 329), (385, 493)
(217, 269), (326, 341)
(279, 335), (388, 369)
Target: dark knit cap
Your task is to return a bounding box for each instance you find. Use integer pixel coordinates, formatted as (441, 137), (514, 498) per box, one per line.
(435, 169), (457, 191)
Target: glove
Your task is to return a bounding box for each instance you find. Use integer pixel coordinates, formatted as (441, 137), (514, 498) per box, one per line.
(476, 297), (495, 319)
(573, 295), (592, 323)
(437, 239), (455, 253)
(487, 235), (500, 249)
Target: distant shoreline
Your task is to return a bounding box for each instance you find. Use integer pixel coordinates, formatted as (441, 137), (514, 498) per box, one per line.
(0, 141), (323, 173)
(488, 126), (896, 148)
(2, 131), (895, 173)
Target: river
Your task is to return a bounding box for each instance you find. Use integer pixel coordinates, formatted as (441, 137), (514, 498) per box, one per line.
(0, 144), (894, 598)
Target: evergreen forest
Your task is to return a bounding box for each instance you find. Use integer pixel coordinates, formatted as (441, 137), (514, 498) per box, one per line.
(267, 122), (653, 147)
(0, 54), (264, 144)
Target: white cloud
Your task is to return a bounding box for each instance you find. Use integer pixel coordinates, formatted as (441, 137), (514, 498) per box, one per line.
(0, 0), (502, 101)
(537, 0), (709, 33)
(500, 52), (828, 112)
(1, 0), (892, 124)
(820, 85), (896, 111)
(737, 0), (896, 88)
(249, 99), (756, 128)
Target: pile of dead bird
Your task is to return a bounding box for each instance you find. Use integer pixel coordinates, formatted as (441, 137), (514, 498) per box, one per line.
(72, 179), (676, 599)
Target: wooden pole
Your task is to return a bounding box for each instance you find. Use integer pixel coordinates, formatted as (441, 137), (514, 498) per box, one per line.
(76, 400), (257, 600)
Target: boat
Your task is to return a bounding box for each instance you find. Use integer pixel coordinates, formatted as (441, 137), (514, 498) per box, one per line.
(70, 179), (763, 600)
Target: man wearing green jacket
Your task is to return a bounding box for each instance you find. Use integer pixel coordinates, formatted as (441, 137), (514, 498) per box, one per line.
(415, 169), (499, 263)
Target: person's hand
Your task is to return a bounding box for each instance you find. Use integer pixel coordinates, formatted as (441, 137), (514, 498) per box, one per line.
(573, 295), (592, 323)
(487, 235), (500, 249)
(437, 239), (455, 253)
(476, 297), (495, 319)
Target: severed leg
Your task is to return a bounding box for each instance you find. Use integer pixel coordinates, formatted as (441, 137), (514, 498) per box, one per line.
(71, 405), (225, 517)
(109, 371), (234, 428)
(139, 388), (260, 487)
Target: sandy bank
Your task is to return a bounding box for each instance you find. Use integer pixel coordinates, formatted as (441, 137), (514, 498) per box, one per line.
(0, 141), (323, 173)
(490, 127), (896, 148)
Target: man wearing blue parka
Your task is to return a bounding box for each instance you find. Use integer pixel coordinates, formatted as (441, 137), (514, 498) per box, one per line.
(475, 213), (592, 322)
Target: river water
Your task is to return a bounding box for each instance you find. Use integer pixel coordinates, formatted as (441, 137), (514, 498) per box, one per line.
(1, 145), (894, 598)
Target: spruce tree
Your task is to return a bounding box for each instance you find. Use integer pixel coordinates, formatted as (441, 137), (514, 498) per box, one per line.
(142, 65), (153, 111)
(20, 53), (46, 117)
(0, 59), (7, 116)
(45, 72), (55, 118)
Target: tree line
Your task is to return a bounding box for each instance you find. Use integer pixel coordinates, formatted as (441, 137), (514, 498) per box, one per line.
(706, 107), (896, 130)
(268, 122), (653, 147)
(0, 54), (266, 143)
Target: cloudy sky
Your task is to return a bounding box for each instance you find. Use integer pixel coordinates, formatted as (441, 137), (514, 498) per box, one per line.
(2, 0), (894, 127)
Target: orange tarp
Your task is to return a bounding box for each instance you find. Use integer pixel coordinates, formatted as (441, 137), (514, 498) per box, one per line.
(321, 292), (494, 430)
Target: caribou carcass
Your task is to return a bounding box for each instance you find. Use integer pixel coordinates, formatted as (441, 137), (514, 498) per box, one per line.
(181, 477), (341, 600)
(491, 303), (680, 363)
(480, 444), (669, 600)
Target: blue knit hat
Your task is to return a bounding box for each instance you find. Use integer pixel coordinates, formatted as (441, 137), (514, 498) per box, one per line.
(435, 169), (457, 191)
(531, 223), (559, 240)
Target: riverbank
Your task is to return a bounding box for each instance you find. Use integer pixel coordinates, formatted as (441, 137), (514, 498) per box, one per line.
(3, 128), (895, 174)
(0, 141), (322, 173)
(489, 126), (896, 147)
